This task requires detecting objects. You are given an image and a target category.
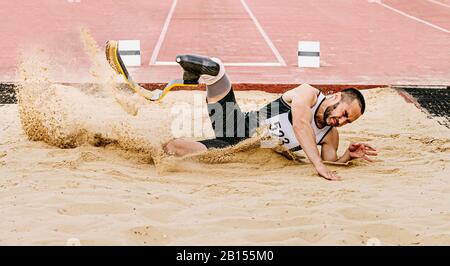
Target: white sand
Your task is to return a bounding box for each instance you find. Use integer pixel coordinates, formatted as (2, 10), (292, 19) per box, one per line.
(0, 29), (449, 246)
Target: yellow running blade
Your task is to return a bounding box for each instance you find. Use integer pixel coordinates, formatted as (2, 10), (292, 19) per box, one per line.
(105, 40), (152, 100)
(106, 40), (198, 102)
(149, 79), (197, 101)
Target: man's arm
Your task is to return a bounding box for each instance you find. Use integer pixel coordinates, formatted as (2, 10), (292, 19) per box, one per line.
(290, 85), (341, 181)
(320, 128), (351, 163)
(321, 129), (378, 163)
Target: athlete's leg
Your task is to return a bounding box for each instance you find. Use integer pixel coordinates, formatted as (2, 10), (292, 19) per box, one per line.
(167, 55), (246, 155)
(164, 139), (207, 157)
(176, 54), (231, 103)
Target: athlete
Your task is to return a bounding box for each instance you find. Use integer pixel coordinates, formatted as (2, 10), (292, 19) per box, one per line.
(163, 54), (378, 181)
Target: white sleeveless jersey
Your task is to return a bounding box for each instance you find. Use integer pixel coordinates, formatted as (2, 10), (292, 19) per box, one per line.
(264, 93), (332, 150)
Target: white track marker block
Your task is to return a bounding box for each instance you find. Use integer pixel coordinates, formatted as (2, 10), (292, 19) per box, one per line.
(298, 41), (320, 68)
(118, 40), (141, 67)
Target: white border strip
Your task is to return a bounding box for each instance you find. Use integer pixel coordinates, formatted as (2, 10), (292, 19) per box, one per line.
(376, 1), (449, 33)
(154, 61), (282, 66)
(149, 0), (178, 65)
(425, 0), (450, 9)
(240, 0), (286, 66)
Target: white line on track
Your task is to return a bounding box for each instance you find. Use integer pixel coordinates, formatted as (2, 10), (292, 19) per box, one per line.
(424, 0), (450, 9)
(373, 0), (449, 34)
(149, 0), (178, 65)
(239, 0), (287, 66)
(149, 0), (285, 67)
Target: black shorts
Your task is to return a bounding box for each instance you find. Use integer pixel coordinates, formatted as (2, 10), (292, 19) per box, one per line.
(199, 88), (249, 148)
(198, 88), (290, 149)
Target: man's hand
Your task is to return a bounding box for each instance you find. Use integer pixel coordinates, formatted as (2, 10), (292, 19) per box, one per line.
(315, 162), (342, 181)
(347, 142), (378, 162)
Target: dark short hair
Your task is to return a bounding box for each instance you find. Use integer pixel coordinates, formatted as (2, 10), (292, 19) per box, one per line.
(340, 88), (365, 114)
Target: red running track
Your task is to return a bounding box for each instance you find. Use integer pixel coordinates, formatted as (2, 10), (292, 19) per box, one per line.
(1, 0), (449, 90)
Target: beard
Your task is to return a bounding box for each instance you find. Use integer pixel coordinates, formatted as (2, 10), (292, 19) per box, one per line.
(323, 102), (339, 126)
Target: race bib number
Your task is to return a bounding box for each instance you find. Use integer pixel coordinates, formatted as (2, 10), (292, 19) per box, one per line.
(265, 112), (299, 150)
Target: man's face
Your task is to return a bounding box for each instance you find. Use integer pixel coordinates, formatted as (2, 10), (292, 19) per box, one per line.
(323, 97), (362, 127)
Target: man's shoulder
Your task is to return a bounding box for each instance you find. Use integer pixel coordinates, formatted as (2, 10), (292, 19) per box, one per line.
(295, 83), (320, 94)
(288, 84), (320, 106)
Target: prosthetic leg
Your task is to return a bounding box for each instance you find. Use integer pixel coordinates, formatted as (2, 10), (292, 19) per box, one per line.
(106, 40), (204, 101)
(175, 54), (221, 84)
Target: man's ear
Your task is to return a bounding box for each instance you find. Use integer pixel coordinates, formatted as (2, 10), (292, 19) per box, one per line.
(333, 92), (342, 102)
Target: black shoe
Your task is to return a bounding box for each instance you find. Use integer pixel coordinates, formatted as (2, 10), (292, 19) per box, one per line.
(175, 54), (220, 84)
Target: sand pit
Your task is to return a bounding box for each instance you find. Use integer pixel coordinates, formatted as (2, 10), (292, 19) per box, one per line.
(1, 31), (449, 246)
(2, 86), (450, 245)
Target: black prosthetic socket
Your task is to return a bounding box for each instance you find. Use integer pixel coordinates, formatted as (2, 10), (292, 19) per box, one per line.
(176, 54), (220, 84)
